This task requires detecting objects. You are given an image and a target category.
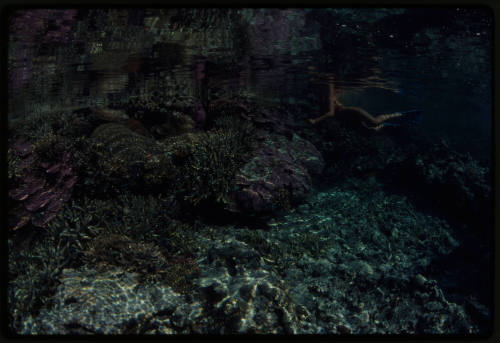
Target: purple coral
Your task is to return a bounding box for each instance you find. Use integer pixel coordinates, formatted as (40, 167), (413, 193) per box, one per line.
(8, 140), (77, 230)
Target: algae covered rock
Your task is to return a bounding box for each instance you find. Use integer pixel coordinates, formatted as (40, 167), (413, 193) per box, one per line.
(231, 133), (324, 214)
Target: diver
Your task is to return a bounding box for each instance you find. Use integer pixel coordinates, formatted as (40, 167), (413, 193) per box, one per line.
(309, 79), (422, 131)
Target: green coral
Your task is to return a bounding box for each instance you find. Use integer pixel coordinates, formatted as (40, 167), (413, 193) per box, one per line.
(164, 115), (256, 207)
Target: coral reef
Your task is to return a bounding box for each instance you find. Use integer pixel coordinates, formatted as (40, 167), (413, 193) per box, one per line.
(8, 140), (77, 230)
(235, 177), (478, 334)
(8, 190), (195, 333)
(18, 267), (187, 335)
(196, 238), (307, 334)
(19, 238), (305, 335)
(10, 176), (488, 334)
(89, 107), (153, 137)
(8, 216), (88, 331)
(160, 256), (202, 295)
(89, 115), (256, 207)
(398, 139), (492, 229)
(207, 95), (298, 135)
(7, 8), (493, 336)
(83, 231), (201, 292)
(9, 110), (77, 143)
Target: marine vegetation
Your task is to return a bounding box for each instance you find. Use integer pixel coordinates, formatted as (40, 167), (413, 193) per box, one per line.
(8, 190), (200, 332)
(162, 114), (257, 208)
(8, 217), (87, 330)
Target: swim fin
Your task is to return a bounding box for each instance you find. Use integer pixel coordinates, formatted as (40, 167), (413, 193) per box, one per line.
(383, 109), (423, 127)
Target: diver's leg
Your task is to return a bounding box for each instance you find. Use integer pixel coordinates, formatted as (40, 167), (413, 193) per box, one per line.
(373, 112), (403, 124)
(361, 112), (403, 131)
(361, 121), (384, 131)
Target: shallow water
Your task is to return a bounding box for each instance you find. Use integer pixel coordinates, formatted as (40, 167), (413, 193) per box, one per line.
(7, 8), (493, 335)
(8, 8), (492, 160)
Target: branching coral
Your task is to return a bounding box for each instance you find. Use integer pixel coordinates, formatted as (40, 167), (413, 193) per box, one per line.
(165, 115), (256, 207)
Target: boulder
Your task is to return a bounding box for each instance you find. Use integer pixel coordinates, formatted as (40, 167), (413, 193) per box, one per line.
(231, 133), (324, 214)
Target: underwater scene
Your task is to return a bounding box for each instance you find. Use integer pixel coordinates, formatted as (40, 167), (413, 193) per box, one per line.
(6, 8), (493, 335)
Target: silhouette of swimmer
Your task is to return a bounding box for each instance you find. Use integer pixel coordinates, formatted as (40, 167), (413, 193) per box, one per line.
(309, 80), (418, 131)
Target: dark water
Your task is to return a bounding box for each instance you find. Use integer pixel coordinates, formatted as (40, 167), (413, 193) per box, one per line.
(8, 8), (492, 161)
(7, 8), (493, 335)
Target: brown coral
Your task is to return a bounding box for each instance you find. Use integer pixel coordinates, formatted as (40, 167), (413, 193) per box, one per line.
(90, 123), (175, 189)
(83, 233), (168, 277)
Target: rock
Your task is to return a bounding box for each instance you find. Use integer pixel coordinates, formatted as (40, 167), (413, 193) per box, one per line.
(19, 267), (186, 334)
(231, 133), (324, 214)
(197, 238), (306, 334)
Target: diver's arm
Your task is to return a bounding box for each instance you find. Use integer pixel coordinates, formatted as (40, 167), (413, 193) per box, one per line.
(374, 112), (402, 124)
